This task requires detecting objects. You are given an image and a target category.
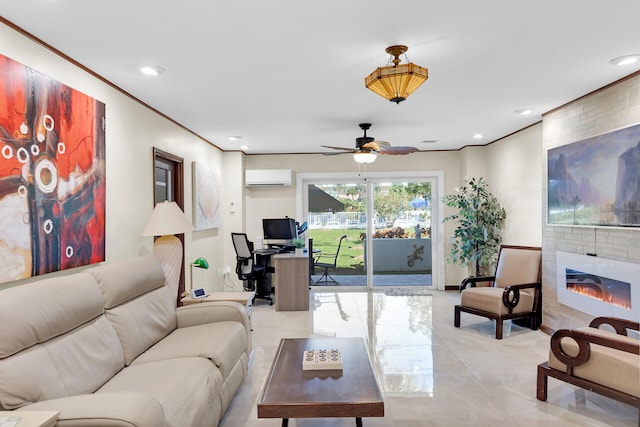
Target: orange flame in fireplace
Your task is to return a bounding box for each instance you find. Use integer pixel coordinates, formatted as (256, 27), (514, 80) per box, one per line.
(567, 283), (631, 310)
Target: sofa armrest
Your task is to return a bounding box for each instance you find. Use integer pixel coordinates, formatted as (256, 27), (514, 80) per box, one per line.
(590, 316), (640, 336)
(550, 328), (640, 370)
(176, 301), (251, 353)
(176, 301), (249, 328)
(20, 392), (168, 427)
(460, 275), (496, 291)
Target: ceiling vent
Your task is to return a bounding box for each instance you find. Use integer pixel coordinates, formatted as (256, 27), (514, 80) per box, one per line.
(245, 169), (292, 187)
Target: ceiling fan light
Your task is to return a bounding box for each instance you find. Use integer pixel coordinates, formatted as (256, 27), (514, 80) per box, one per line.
(353, 152), (377, 164)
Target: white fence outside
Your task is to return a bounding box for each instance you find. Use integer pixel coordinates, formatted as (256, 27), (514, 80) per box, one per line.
(308, 211), (430, 230)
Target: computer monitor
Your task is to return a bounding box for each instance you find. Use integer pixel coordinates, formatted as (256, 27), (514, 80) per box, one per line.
(262, 218), (296, 244)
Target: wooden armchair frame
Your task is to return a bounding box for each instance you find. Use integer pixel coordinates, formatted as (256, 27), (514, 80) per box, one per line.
(537, 316), (640, 414)
(454, 245), (542, 339)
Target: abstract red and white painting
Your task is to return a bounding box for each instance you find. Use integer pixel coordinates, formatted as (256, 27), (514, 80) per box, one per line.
(0, 54), (106, 284)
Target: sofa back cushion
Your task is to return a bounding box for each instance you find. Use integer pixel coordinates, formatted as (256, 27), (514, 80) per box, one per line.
(549, 327), (640, 398)
(495, 246), (541, 288)
(87, 255), (177, 365)
(0, 273), (104, 357)
(0, 274), (125, 409)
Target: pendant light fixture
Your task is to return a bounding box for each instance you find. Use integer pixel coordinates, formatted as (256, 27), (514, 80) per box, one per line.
(365, 45), (428, 104)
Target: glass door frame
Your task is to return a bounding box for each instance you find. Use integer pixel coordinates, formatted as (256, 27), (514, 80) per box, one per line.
(297, 171), (445, 290)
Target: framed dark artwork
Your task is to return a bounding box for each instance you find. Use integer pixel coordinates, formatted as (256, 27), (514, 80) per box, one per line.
(0, 54), (106, 285)
(547, 123), (640, 227)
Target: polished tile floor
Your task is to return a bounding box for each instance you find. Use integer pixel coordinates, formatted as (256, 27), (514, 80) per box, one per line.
(219, 290), (638, 427)
(310, 273), (432, 287)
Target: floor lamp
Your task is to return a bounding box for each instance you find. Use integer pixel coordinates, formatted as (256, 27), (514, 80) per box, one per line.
(141, 201), (194, 305)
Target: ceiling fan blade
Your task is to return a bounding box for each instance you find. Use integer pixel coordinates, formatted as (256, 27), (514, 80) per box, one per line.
(322, 151), (352, 156)
(321, 145), (357, 152)
(378, 146), (419, 155)
(362, 140), (390, 151)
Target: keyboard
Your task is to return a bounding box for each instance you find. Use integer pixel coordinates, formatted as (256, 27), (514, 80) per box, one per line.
(255, 249), (279, 255)
(256, 245), (295, 255)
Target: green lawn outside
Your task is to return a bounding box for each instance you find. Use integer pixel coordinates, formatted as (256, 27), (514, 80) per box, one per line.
(309, 229), (365, 275)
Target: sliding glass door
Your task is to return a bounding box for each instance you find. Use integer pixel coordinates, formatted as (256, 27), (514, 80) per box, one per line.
(307, 181), (367, 287)
(301, 172), (439, 289)
(369, 179), (432, 288)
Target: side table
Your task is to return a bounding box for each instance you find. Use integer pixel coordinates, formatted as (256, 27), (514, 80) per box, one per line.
(181, 291), (255, 328)
(0, 411), (58, 427)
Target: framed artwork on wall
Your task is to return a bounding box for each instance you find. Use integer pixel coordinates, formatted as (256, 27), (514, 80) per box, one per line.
(192, 161), (220, 230)
(0, 53), (106, 285)
(547, 123), (640, 227)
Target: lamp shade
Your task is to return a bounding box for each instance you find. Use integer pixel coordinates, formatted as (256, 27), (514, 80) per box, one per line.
(192, 257), (209, 269)
(353, 152), (377, 164)
(141, 201), (194, 236)
(365, 62), (429, 104)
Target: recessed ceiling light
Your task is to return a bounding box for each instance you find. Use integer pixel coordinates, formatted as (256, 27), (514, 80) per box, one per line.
(240, 144), (249, 150)
(514, 109), (533, 115)
(609, 55), (640, 66)
(139, 65), (164, 76)
(420, 140), (438, 144)
(228, 136), (242, 141)
(472, 133), (484, 139)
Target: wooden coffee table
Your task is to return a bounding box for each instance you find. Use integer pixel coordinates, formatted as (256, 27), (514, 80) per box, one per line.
(257, 337), (384, 426)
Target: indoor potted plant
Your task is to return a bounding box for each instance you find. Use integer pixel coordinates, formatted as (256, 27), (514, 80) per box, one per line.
(442, 177), (506, 277)
(293, 238), (306, 256)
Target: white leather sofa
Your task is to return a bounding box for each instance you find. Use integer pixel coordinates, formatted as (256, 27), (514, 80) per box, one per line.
(0, 255), (251, 427)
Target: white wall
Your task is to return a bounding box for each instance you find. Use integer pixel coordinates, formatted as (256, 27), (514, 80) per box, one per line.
(542, 74), (640, 330)
(485, 123), (543, 247)
(0, 23), (228, 292)
(458, 145), (487, 181)
(220, 151), (246, 289)
(0, 22), (546, 292)
(242, 147), (540, 287)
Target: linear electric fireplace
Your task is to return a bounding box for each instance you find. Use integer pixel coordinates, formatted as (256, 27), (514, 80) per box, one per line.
(556, 251), (639, 321)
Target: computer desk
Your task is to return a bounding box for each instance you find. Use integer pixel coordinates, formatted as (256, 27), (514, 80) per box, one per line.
(271, 252), (309, 311)
(255, 246), (319, 274)
(253, 248), (288, 299)
(253, 247), (320, 311)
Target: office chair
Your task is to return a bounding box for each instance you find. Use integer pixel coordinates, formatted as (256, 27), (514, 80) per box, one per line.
(231, 233), (273, 305)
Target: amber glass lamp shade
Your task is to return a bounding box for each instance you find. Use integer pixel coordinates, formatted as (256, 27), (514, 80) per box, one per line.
(365, 45), (429, 104)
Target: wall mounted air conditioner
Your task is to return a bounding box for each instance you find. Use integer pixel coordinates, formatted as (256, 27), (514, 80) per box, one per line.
(245, 169), (292, 187)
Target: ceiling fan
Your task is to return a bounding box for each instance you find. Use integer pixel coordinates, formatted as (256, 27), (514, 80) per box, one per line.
(322, 123), (418, 163)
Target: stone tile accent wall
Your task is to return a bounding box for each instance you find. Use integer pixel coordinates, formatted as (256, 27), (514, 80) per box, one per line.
(542, 72), (640, 331)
